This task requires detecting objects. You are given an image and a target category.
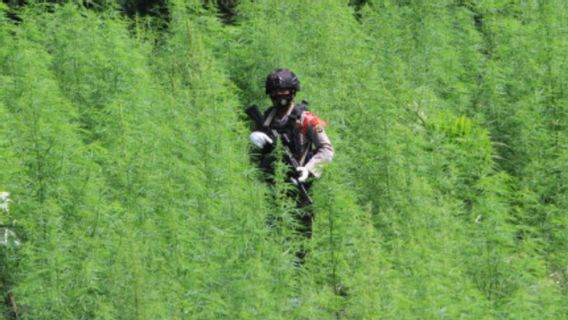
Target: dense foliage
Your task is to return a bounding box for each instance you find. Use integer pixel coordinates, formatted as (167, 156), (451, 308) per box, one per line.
(1, 0), (567, 318)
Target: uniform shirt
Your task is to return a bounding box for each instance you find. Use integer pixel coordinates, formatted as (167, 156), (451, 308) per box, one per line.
(261, 103), (334, 178)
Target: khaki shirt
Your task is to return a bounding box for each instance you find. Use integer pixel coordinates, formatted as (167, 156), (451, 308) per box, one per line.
(264, 105), (334, 178)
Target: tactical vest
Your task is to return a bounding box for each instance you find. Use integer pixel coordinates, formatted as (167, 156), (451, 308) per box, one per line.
(263, 101), (313, 166)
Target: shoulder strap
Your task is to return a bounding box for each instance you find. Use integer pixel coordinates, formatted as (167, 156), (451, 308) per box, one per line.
(265, 101), (309, 127)
(289, 100), (309, 121)
(264, 108), (277, 127)
(298, 100), (309, 111)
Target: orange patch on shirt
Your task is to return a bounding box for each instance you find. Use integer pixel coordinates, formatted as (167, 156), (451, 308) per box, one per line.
(301, 112), (328, 135)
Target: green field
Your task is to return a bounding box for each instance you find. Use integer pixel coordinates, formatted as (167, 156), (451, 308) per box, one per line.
(1, 1), (567, 319)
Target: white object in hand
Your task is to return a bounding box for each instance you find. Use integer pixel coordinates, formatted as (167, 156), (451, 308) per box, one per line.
(250, 131), (273, 149)
(296, 167), (310, 183)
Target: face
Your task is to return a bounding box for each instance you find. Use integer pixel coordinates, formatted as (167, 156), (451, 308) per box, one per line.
(270, 89), (293, 108)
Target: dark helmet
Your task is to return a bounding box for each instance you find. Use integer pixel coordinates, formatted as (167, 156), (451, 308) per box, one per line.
(265, 69), (301, 95)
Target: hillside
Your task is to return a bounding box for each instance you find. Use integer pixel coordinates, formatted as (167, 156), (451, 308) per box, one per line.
(1, 1), (567, 319)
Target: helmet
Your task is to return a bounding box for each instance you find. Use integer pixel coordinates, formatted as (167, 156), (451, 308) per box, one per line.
(265, 69), (301, 95)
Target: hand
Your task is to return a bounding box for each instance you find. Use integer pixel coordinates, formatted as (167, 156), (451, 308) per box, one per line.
(249, 131), (273, 149)
(296, 166), (310, 183)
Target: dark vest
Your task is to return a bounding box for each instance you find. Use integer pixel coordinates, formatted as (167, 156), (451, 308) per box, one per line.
(263, 101), (312, 163)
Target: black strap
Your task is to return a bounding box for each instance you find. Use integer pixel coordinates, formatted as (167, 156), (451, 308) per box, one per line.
(289, 100), (309, 121)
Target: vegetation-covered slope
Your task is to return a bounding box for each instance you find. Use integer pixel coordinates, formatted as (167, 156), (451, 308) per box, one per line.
(0, 0), (567, 319)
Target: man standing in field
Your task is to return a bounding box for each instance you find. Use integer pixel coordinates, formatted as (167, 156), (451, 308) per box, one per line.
(248, 68), (334, 242)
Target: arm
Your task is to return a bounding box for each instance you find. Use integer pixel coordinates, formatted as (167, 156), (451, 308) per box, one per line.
(302, 113), (334, 178)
